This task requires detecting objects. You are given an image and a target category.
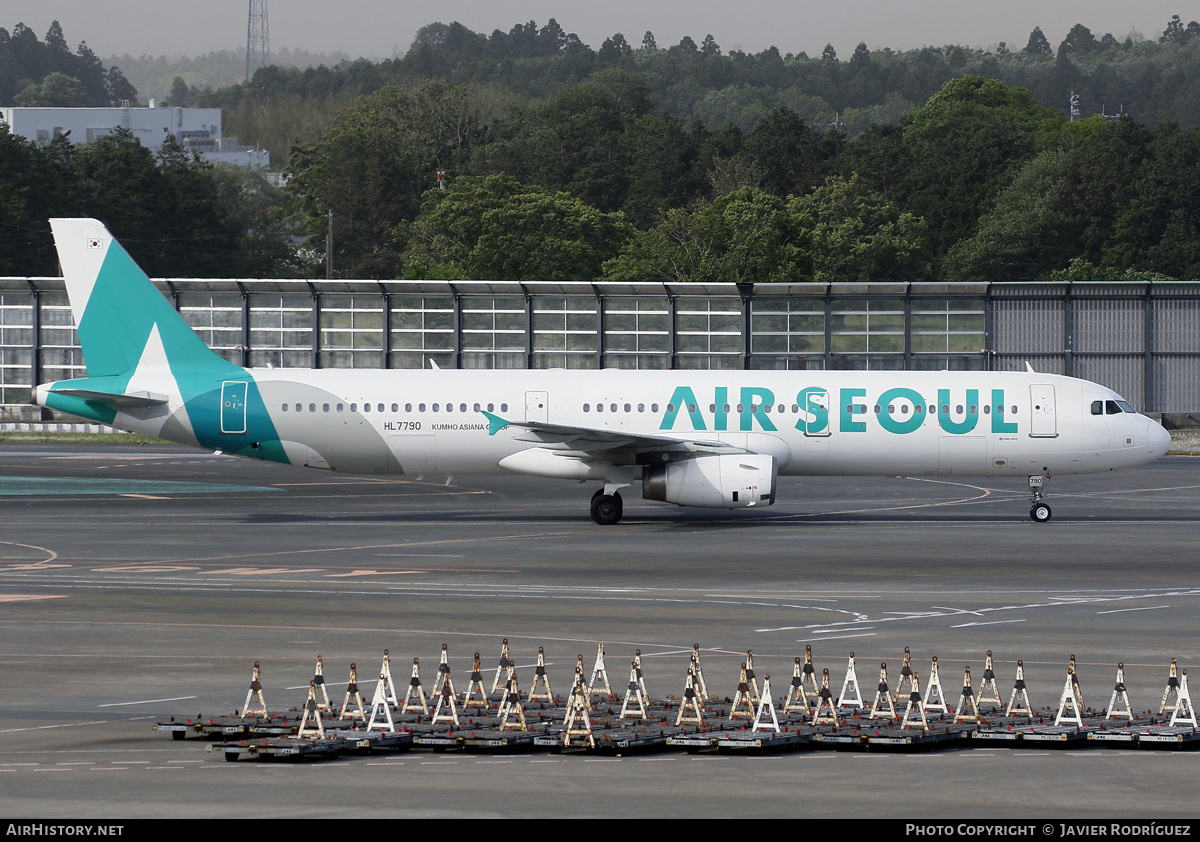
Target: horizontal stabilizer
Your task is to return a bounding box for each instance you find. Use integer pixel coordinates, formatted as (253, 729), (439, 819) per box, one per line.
(49, 388), (169, 409)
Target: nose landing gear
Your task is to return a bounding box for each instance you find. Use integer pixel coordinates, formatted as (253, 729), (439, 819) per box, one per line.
(1028, 475), (1051, 523)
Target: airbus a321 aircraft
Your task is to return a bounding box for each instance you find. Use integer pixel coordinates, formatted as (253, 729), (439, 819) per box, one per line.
(35, 219), (1172, 524)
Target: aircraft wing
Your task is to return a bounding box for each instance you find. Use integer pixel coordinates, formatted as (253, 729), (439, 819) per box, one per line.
(481, 410), (746, 458)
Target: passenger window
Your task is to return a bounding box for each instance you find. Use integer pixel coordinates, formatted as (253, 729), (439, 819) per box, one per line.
(501, 403), (508, 412)
(379, 404), (386, 413)
(651, 404), (659, 413)
(281, 404), (288, 411)
(405, 403), (412, 412)
(638, 403), (645, 412)
(597, 403), (604, 413)
(460, 403), (466, 412)
(350, 403), (357, 412)
(624, 403), (631, 413)
(323, 403), (330, 412)
(294, 403), (301, 412)
(364, 403), (371, 412)
(666, 404), (673, 413)
(487, 403), (494, 412)
(473, 403), (480, 412)
(583, 404), (590, 412)
(432, 404), (439, 412)
(419, 403), (426, 412)
(337, 404), (344, 412)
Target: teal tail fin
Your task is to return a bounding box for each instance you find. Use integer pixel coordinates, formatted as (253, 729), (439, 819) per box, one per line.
(39, 219), (287, 463)
(49, 218), (227, 377)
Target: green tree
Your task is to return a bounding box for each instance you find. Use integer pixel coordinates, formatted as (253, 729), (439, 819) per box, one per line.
(471, 69), (652, 215)
(285, 79), (505, 278)
(0, 127), (76, 274)
(792, 174), (932, 282)
(209, 163), (314, 278)
(1023, 27), (1053, 57)
(897, 75), (1066, 253)
(741, 107), (829, 197)
(15, 71), (90, 106)
(400, 174), (631, 280)
(603, 187), (813, 284)
(1059, 23), (1098, 56)
(942, 146), (1088, 282)
(941, 117), (1192, 282)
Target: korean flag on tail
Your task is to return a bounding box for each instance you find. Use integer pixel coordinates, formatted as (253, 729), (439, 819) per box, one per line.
(86, 237), (102, 249)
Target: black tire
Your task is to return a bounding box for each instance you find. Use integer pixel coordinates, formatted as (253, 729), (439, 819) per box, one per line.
(591, 492), (623, 525)
(1030, 503), (1052, 523)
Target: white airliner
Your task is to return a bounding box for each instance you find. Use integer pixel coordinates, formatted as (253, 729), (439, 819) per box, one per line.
(35, 219), (1171, 524)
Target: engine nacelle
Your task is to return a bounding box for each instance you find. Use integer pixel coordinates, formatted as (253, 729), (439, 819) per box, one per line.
(642, 453), (777, 509)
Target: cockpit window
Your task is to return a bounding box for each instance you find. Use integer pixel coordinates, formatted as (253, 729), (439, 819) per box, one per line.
(1094, 398), (1138, 416)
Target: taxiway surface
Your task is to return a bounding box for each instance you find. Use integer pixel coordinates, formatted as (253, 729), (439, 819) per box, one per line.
(1, 445), (1197, 818)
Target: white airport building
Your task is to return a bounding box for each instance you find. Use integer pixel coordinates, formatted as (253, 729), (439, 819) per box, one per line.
(0, 105), (269, 168)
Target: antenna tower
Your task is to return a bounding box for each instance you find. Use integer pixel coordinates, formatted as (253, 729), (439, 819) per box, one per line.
(246, 0), (270, 82)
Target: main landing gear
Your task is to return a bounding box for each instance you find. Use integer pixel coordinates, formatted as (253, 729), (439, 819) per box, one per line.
(1028, 475), (1051, 523)
(590, 488), (623, 525)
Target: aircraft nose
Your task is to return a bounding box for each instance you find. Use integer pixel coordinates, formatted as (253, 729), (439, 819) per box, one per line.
(1147, 419), (1172, 457)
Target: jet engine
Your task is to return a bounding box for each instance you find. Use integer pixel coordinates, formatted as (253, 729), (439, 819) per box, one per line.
(641, 453), (777, 509)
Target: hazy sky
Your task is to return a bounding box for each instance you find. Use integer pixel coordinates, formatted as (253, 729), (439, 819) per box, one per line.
(4, 1), (1189, 60)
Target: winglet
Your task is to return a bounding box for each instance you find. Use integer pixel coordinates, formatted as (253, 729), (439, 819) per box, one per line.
(481, 410), (514, 436)
(1025, 361), (1036, 373)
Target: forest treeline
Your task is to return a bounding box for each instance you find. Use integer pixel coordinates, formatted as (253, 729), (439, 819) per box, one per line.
(200, 15), (1200, 165)
(2, 17), (1199, 283)
(0, 21), (136, 106)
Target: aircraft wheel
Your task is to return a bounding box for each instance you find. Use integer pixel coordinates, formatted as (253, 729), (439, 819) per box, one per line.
(591, 492), (623, 525)
(1029, 503), (1052, 523)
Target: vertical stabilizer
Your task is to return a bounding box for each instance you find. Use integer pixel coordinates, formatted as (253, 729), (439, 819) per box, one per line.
(49, 218), (224, 377)
(40, 219), (285, 464)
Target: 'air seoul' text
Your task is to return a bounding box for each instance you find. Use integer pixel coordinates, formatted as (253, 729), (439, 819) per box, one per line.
(658, 386), (1019, 436)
